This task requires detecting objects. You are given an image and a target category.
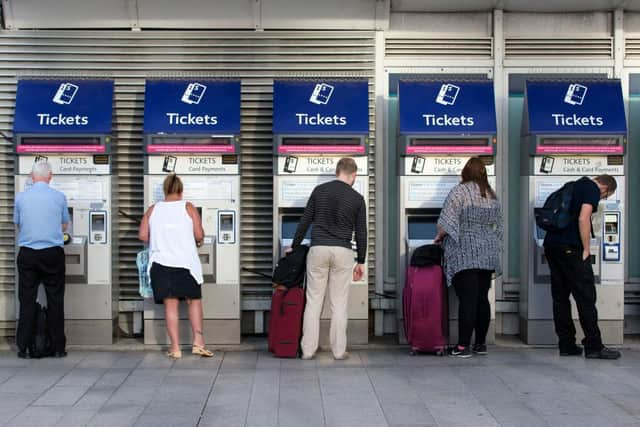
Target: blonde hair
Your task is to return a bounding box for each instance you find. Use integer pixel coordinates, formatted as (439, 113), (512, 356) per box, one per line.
(163, 173), (183, 197)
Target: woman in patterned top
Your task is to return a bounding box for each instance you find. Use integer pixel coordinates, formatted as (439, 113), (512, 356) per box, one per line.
(434, 157), (503, 358)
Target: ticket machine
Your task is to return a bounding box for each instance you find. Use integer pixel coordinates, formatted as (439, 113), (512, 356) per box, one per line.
(13, 79), (116, 344)
(272, 80), (370, 345)
(142, 80), (241, 344)
(520, 79), (626, 345)
(397, 80), (498, 344)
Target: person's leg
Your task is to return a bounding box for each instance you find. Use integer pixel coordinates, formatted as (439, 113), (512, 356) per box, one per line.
(473, 270), (492, 346)
(40, 247), (66, 353)
(452, 270), (480, 347)
(545, 245), (577, 352)
(186, 298), (204, 347)
(300, 247), (331, 358)
(568, 254), (603, 353)
(164, 298), (180, 353)
(327, 247), (354, 359)
(16, 248), (41, 354)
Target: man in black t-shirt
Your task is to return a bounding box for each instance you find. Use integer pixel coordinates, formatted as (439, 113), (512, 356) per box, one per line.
(543, 174), (621, 360)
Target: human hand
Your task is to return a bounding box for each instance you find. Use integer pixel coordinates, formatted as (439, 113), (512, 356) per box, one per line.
(285, 247), (293, 255)
(353, 264), (365, 281)
(582, 249), (590, 262)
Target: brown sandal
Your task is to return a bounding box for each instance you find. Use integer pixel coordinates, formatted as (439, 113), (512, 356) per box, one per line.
(192, 345), (214, 357)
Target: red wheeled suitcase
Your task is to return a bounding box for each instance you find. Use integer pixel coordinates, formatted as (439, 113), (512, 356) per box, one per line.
(403, 265), (448, 355)
(268, 286), (305, 358)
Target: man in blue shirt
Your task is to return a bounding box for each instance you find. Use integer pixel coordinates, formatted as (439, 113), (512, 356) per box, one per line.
(544, 174), (620, 360)
(14, 161), (70, 358)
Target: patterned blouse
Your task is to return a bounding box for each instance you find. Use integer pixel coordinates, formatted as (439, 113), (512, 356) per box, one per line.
(437, 181), (503, 286)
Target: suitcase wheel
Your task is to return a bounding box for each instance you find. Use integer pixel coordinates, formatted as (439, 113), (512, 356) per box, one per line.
(409, 350), (417, 356)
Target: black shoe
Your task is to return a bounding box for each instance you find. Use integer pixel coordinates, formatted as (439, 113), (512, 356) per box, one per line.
(448, 345), (472, 358)
(51, 351), (67, 358)
(17, 349), (30, 359)
(585, 347), (621, 360)
(472, 344), (488, 355)
(559, 345), (583, 356)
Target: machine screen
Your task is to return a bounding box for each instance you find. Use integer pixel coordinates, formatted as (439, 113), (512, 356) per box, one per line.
(282, 215), (311, 239)
(281, 137), (361, 146)
(220, 214), (234, 231)
(91, 214), (105, 232)
(21, 137), (101, 145)
(407, 217), (438, 240)
(604, 214), (618, 234)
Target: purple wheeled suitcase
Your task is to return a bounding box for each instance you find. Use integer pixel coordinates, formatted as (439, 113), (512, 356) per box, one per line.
(403, 265), (448, 355)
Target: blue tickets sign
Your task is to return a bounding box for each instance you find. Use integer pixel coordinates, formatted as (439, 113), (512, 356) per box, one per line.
(398, 80), (497, 135)
(143, 80), (241, 134)
(524, 80), (627, 134)
(13, 80), (114, 134)
(273, 80), (369, 134)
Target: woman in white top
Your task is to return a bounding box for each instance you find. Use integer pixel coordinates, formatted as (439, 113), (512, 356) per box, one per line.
(139, 174), (213, 359)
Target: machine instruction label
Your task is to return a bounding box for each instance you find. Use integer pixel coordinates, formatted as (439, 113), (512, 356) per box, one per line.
(147, 155), (239, 175)
(406, 179), (458, 204)
(277, 155), (368, 175)
(405, 156), (495, 176)
(152, 179), (234, 203)
(279, 177), (366, 206)
(533, 156), (624, 176)
(19, 155), (110, 175)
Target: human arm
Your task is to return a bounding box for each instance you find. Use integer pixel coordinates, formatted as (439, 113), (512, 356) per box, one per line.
(186, 202), (205, 245)
(433, 225), (446, 244)
(138, 205), (154, 243)
(578, 203), (593, 261)
(291, 190), (315, 248)
(436, 185), (464, 243)
(353, 197), (367, 281)
(61, 195), (70, 232)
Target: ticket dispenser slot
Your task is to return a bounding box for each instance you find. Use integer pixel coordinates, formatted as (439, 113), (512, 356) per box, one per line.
(89, 211), (107, 244)
(64, 236), (87, 284)
(406, 211), (439, 262)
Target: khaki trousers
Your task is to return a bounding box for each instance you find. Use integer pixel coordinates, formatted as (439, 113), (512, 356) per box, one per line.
(301, 246), (354, 358)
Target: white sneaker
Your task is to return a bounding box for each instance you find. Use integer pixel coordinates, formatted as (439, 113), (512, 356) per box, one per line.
(334, 352), (350, 360)
(301, 353), (315, 360)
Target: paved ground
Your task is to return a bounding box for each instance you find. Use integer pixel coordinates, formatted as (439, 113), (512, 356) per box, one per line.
(0, 347), (639, 426)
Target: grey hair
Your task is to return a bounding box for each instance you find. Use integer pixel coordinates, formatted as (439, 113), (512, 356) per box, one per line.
(32, 161), (52, 178)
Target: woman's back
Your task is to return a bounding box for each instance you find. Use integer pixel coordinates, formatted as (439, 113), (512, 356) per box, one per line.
(438, 181), (503, 285)
(149, 200), (203, 283)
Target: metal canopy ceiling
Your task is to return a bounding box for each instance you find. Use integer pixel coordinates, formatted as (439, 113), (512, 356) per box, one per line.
(391, 0), (640, 12)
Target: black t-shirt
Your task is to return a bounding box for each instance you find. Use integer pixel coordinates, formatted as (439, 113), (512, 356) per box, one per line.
(544, 177), (600, 249)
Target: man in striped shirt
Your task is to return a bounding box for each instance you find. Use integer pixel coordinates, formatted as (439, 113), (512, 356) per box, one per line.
(291, 157), (367, 360)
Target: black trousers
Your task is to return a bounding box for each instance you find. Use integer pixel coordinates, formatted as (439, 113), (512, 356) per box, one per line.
(544, 244), (603, 353)
(16, 247), (66, 353)
(452, 269), (492, 347)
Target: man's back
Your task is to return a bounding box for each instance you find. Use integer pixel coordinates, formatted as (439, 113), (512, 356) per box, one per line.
(14, 182), (68, 249)
(293, 179), (367, 264)
(544, 177), (599, 249)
